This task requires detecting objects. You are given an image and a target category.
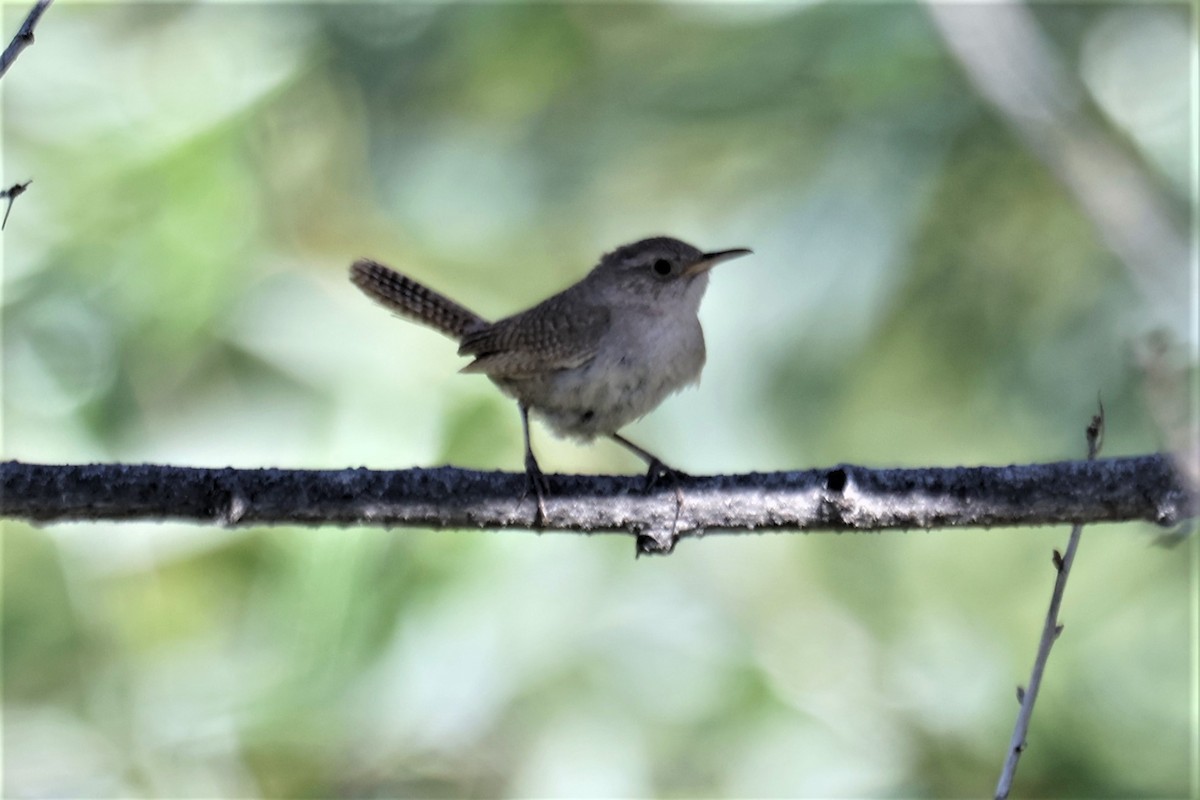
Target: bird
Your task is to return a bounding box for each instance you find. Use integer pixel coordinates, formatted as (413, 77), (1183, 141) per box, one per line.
(350, 236), (751, 520)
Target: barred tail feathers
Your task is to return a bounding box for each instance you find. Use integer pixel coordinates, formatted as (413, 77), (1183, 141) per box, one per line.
(350, 259), (486, 341)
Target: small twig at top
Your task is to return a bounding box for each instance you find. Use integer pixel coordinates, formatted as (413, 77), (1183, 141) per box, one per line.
(1, 180), (32, 229)
(0, 0), (53, 79)
(995, 400), (1105, 799)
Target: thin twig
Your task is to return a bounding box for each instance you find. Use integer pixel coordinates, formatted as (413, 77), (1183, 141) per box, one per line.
(1, 180), (32, 229)
(2, 450), (1190, 555)
(0, 0), (53, 79)
(995, 402), (1106, 799)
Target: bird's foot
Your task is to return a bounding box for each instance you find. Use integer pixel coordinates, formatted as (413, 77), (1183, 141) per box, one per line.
(608, 434), (690, 546)
(643, 458), (688, 493)
(520, 454), (550, 527)
(648, 460), (686, 491)
(642, 459), (687, 536)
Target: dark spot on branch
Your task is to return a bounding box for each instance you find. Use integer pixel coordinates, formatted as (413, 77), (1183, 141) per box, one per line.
(825, 468), (847, 493)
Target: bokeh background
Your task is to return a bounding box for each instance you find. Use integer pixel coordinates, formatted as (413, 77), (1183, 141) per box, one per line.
(2, 3), (1195, 797)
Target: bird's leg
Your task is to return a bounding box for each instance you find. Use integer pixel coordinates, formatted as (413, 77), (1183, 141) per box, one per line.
(609, 432), (688, 492)
(519, 404), (549, 525)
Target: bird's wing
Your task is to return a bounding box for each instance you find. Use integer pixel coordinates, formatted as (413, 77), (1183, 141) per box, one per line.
(457, 293), (611, 378)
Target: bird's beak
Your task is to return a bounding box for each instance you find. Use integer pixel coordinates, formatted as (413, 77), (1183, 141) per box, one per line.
(684, 247), (753, 276)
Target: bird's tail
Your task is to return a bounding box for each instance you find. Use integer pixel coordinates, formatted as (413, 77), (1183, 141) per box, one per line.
(350, 258), (487, 342)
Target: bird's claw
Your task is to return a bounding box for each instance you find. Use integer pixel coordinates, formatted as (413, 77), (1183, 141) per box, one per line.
(521, 455), (550, 527)
(642, 459), (688, 493)
(641, 459), (687, 539)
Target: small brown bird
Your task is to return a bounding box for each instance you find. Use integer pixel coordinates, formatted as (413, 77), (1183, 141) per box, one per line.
(350, 236), (751, 518)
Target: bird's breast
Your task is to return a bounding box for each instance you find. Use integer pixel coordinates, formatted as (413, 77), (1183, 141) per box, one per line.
(503, 309), (707, 441)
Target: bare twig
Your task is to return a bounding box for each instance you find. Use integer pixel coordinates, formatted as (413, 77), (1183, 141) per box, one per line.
(2, 451), (1190, 555)
(995, 402), (1106, 799)
(1, 179), (32, 229)
(0, 0), (53, 79)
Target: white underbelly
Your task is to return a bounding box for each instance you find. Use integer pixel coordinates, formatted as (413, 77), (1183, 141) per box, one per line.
(497, 317), (706, 441)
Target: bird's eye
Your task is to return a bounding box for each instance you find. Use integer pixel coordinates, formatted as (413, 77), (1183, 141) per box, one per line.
(652, 258), (672, 276)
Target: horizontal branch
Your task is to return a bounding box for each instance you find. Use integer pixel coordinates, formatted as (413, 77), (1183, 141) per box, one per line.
(1, 455), (1191, 553)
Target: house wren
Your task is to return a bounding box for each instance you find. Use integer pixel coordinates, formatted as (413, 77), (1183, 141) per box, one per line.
(349, 236), (751, 519)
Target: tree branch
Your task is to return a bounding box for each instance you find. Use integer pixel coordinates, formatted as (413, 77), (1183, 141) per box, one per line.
(1, 455), (1191, 553)
(1, 179), (32, 229)
(0, 0), (53, 79)
(995, 404), (1105, 798)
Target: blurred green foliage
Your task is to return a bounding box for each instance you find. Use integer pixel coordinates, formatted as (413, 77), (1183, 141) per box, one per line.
(2, 3), (1193, 797)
